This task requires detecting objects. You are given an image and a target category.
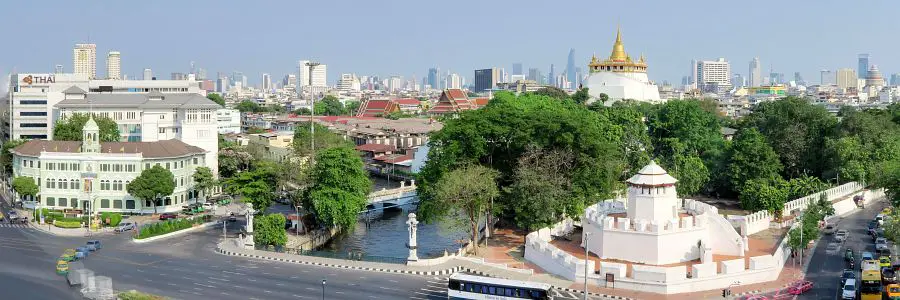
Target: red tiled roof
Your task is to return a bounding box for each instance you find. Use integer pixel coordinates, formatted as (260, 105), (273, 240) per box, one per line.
(472, 97), (490, 107)
(356, 99), (399, 117)
(374, 154), (413, 164)
(355, 143), (397, 152)
(394, 98), (420, 106)
(429, 89), (478, 115)
(446, 89), (467, 100)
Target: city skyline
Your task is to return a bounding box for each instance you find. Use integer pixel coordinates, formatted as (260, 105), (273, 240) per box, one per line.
(1, 0), (898, 87)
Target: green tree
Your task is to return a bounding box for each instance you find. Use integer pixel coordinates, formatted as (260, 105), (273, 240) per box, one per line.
(874, 160), (900, 207)
(667, 153), (710, 197)
(218, 149), (253, 178)
(291, 122), (353, 157)
(53, 113), (121, 142)
(823, 137), (867, 183)
(235, 100), (261, 113)
(126, 165), (175, 214)
(727, 128), (783, 192)
(532, 87), (569, 100)
(239, 180), (274, 212)
(314, 95), (347, 116)
(741, 97), (837, 178)
(192, 167), (215, 203)
(246, 126), (268, 134)
(739, 178), (789, 214)
(1, 139), (26, 176)
(254, 214), (287, 246)
(505, 147), (574, 232)
(783, 176), (829, 201)
(345, 100), (361, 116)
(206, 93), (226, 107)
(597, 93), (610, 104)
(12, 176), (39, 201)
(787, 214), (819, 254)
(305, 147), (371, 230)
(294, 108), (312, 115)
(571, 88), (591, 105)
(430, 164), (499, 254)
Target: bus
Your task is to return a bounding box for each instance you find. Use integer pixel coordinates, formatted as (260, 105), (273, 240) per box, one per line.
(447, 273), (554, 300)
(860, 268), (883, 300)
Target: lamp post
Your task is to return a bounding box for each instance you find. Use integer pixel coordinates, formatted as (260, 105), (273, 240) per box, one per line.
(295, 205), (302, 236)
(584, 232), (591, 300)
(321, 279), (326, 300)
(305, 61), (321, 164)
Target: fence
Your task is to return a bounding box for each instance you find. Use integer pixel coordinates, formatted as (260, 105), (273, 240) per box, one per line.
(255, 245), (408, 264)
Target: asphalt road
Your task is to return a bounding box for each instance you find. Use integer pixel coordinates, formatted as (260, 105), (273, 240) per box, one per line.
(799, 201), (886, 300)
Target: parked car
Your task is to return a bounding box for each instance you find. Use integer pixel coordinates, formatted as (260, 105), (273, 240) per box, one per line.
(787, 280), (813, 295)
(841, 278), (857, 299)
(115, 222), (135, 233)
(7, 211), (18, 221)
(877, 237), (890, 251)
(86, 240), (102, 251)
(841, 269), (857, 287)
(824, 224), (837, 235)
(835, 230), (849, 242)
(202, 202), (214, 210)
(862, 251), (875, 262)
(159, 213), (178, 220)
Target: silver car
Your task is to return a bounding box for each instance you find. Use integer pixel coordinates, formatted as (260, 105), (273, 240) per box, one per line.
(835, 230), (849, 242)
(876, 237), (889, 251)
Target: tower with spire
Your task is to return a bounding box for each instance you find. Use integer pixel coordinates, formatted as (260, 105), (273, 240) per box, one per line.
(582, 25), (661, 103)
(82, 115), (101, 153)
(588, 26), (648, 74)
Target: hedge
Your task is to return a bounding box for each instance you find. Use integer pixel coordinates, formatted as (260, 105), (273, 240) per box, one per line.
(135, 215), (211, 239)
(54, 221), (82, 228)
(100, 212), (123, 226)
(32, 209), (122, 227)
(117, 290), (166, 300)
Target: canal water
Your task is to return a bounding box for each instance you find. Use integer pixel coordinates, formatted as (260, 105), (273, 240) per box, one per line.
(319, 177), (467, 259)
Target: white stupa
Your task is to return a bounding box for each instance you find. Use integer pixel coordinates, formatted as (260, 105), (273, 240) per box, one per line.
(583, 27), (662, 104)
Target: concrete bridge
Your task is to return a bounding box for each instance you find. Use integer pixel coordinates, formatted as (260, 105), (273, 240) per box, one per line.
(364, 180), (418, 213)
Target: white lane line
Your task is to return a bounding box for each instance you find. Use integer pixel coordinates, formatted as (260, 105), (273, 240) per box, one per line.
(262, 272), (272, 275)
(248, 278), (257, 282)
(167, 283), (176, 286)
(222, 270), (245, 276)
(379, 286), (402, 291)
(335, 291), (345, 294)
(413, 291), (441, 296)
(389, 280), (398, 283)
(264, 290), (272, 293)
(136, 269), (145, 273)
(306, 287), (316, 291)
(194, 282), (215, 288)
(421, 288), (443, 293)
(290, 276), (299, 279)
(293, 294), (313, 299)
(409, 297), (428, 300)
(208, 277), (230, 282)
(145, 279), (153, 282)
(276, 283), (285, 286)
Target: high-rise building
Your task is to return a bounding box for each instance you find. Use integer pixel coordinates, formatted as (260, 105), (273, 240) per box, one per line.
(474, 68), (497, 92)
(55, 65), (64, 74)
(793, 72), (804, 85)
(171, 73), (186, 80)
(73, 43), (97, 79)
(732, 74), (745, 88)
(769, 73), (784, 85)
(143, 69), (153, 80)
(106, 51), (121, 80)
(748, 57), (762, 87)
(820, 70), (834, 85)
(548, 64), (555, 86)
(858, 54), (870, 79)
(696, 58), (731, 86)
(196, 68), (207, 80)
(427, 68), (439, 90)
(566, 48), (576, 89)
(337, 73), (360, 91)
(283, 74), (297, 87)
(890, 73), (900, 86)
(835, 68), (858, 89)
(690, 59), (697, 85)
(865, 64), (884, 88)
(216, 77), (229, 93)
(447, 73), (462, 89)
(512, 63), (523, 76)
(298, 60), (327, 87)
(261, 73), (272, 91)
(527, 68), (542, 83)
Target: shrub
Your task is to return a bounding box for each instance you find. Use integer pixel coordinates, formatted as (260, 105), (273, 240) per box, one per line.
(100, 212), (123, 227)
(118, 290), (166, 300)
(135, 216), (208, 239)
(54, 221), (82, 228)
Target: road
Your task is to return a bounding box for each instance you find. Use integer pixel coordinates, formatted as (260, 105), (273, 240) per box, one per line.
(0, 200), (609, 299)
(799, 201), (886, 300)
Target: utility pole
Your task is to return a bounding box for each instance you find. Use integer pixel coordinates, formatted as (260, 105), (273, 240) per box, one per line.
(305, 61), (321, 164)
(584, 232), (591, 300)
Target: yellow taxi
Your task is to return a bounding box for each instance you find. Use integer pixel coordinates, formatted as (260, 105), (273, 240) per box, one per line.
(883, 256), (894, 268)
(61, 249), (76, 262)
(887, 284), (900, 300)
(56, 260), (69, 275)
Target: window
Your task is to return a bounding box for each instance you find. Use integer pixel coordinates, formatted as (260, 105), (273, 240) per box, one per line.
(159, 128), (165, 134)
(71, 198), (77, 208)
(60, 163), (67, 171)
(19, 111), (47, 116)
(46, 178), (54, 189)
(193, 158), (198, 165)
(174, 128), (179, 133)
(145, 163), (150, 170)
(29, 160), (34, 168)
(114, 200), (123, 209)
(166, 162), (170, 169)
(21, 123), (47, 127)
(19, 100), (47, 105)
(21, 160), (25, 167)
(125, 200), (135, 209)
(72, 179), (80, 190)
(101, 199), (109, 208)
(100, 180), (110, 191)
(46, 197), (55, 206)
(46, 162), (54, 170)
(180, 161), (184, 168)
(59, 179), (68, 190)
(58, 198), (67, 207)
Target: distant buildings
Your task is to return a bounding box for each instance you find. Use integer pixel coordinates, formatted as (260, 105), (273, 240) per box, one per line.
(836, 68), (858, 89)
(696, 58), (731, 90)
(749, 57), (762, 87)
(106, 51), (121, 80)
(512, 63), (523, 76)
(261, 73), (272, 91)
(143, 68), (153, 80)
(473, 68), (498, 92)
(566, 48), (576, 89)
(337, 73), (361, 92)
(858, 54), (870, 79)
(217, 109), (241, 134)
(891, 73), (900, 86)
(73, 44), (97, 79)
(298, 60), (327, 89)
(527, 68), (543, 84)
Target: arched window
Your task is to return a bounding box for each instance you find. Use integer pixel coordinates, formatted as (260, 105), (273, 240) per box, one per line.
(60, 179), (68, 190)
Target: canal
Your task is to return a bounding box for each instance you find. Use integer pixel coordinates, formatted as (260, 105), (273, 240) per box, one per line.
(319, 177), (467, 259)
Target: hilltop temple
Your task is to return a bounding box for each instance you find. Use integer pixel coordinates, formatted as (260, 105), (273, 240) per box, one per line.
(583, 27), (662, 103)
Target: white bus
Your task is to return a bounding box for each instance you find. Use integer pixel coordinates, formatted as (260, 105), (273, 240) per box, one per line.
(447, 273), (554, 299)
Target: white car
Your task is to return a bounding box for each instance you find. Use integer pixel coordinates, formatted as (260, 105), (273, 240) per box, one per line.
(835, 230), (849, 242)
(841, 278), (857, 299)
(7, 211), (19, 221)
(202, 203), (214, 210)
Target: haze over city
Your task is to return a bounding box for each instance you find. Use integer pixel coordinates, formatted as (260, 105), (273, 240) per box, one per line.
(1, 0), (898, 85)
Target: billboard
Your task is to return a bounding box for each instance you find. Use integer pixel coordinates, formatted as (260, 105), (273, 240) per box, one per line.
(17, 74), (56, 87)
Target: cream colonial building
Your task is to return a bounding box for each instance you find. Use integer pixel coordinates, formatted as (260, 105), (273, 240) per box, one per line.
(11, 117), (207, 213)
(583, 27), (662, 103)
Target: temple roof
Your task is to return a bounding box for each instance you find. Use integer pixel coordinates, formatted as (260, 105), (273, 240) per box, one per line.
(626, 160), (678, 186)
(609, 26), (627, 62)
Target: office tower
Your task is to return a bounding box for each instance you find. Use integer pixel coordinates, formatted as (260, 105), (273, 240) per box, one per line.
(283, 74), (297, 87)
(73, 43), (97, 79)
(527, 68), (542, 84)
(216, 77), (229, 93)
(836, 68), (858, 89)
(143, 68), (153, 80)
(732, 74), (745, 88)
(566, 48), (576, 89)
(170, 73), (186, 80)
(298, 60), (327, 87)
(820, 70), (834, 85)
(447, 73), (462, 89)
(769, 73), (784, 85)
(241, 75), (248, 89)
(54, 65), (64, 74)
(230, 71), (243, 85)
(105, 51), (121, 80)
(474, 68), (497, 92)
(261, 73), (272, 91)
(427, 68), (439, 90)
(858, 54), (870, 79)
(512, 63), (523, 76)
(696, 58), (731, 86)
(548, 64), (555, 86)
(891, 73), (900, 86)
(196, 68), (207, 80)
(793, 72), (804, 85)
(749, 57), (762, 87)
(690, 59), (697, 85)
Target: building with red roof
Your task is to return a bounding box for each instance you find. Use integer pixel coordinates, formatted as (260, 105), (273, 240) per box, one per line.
(427, 89), (477, 115)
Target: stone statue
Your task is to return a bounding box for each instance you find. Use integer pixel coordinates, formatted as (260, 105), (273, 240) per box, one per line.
(406, 213), (419, 261)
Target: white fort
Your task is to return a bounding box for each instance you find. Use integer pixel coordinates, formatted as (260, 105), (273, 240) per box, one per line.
(583, 161), (743, 265)
(583, 27), (662, 103)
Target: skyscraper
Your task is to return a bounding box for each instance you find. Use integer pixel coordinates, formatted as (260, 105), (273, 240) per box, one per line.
(566, 48), (576, 89)
(474, 68), (496, 92)
(512, 63), (523, 76)
(262, 73), (272, 91)
(548, 64), (555, 86)
(143, 68), (153, 80)
(835, 68), (857, 89)
(73, 43), (97, 79)
(891, 73), (900, 86)
(427, 68), (439, 90)
(690, 59), (697, 85)
(298, 60), (327, 87)
(858, 54), (870, 79)
(820, 70), (834, 85)
(527, 68), (542, 83)
(748, 57), (762, 87)
(696, 58), (731, 86)
(793, 72), (804, 85)
(732, 74), (745, 88)
(54, 65), (64, 74)
(106, 51), (121, 80)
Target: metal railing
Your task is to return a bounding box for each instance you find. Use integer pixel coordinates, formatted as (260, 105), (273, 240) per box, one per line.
(255, 245), (408, 264)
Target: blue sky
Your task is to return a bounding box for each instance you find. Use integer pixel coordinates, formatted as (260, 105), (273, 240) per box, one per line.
(2, 0), (897, 86)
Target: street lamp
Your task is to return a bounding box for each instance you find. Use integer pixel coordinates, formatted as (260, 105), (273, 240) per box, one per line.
(295, 205), (302, 236)
(321, 279), (326, 300)
(305, 61), (321, 164)
(583, 232), (591, 300)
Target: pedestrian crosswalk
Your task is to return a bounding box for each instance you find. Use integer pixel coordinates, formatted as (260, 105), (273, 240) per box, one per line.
(0, 223), (29, 229)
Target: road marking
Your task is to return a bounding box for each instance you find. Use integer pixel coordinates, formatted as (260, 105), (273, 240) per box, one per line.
(136, 269), (145, 273)
(264, 290), (272, 293)
(208, 277), (230, 282)
(408, 297), (428, 300)
(248, 278), (257, 282)
(335, 291), (345, 294)
(290, 276), (299, 279)
(421, 288), (443, 293)
(145, 279), (153, 282)
(167, 283), (176, 286)
(276, 283), (285, 286)
(389, 279), (398, 283)
(262, 272), (272, 275)
(222, 270), (245, 276)
(194, 282), (215, 288)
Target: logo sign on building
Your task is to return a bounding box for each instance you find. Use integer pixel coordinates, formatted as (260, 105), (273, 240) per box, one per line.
(19, 74), (56, 86)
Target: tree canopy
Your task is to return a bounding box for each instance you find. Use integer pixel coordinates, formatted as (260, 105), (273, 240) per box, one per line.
(12, 176), (39, 200)
(2, 139), (26, 175)
(314, 95), (348, 116)
(235, 100), (262, 113)
(254, 214), (287, 246)
(126, 165), (175, 213)
(304, 147), (371, 230)
(430, 164), (499, 254)
(727, 128), (783, 192)
(192, 166), (215, 202)
(206, 93), (226, 107)
(54, 113), (121, 142)
(291, 122), (354, 157)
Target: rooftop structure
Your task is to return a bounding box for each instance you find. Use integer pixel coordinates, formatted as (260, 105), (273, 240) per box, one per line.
(583, 27), (662, 103)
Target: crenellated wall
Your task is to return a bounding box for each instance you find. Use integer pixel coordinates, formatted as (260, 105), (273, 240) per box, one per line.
(524, 218), (595, 281)
(742, 182), (880, 236)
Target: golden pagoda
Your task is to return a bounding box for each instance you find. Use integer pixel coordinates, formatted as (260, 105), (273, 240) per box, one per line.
(589, 26), (647, 74)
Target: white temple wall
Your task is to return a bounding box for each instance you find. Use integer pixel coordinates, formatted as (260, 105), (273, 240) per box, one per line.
(599, 227), (707, 265)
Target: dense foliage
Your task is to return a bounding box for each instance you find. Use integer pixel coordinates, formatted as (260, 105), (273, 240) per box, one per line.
(225, 160), (278, 212)
(206, 93), (226, 107)
(314, 95), (348, 116)
(192, 167), (215, 203)
(53, 113), (121, 142)
(135, 215), (211, 239)
(254, 213), (288, 246)
(304, 147), (371, 231)
(1, 139), (26, 175)
(429, 164), (499, 254)
(291, 122), (354, 157)
(12, 176), (39, 200)
(126, 165), (175, 214)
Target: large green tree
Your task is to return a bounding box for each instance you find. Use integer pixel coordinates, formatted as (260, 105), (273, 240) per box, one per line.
(12, 176), (39, 201)
(345, 100), (361, 116)
(532, 87), (569, 100)
(291, 122), (354, 157)
(126, 165), (175, 214)
(430, 164), (499, 254)
(739, 178), (789, 214)
(235, 100), (262, 113)
(1, 139), (26, 176)
(314, 95), (347, 116)
(505, 147), (574, 232)
(192, 167), (215, 203)
(741, 97), (837, 178)
(206, 93), (226, 107)
(571, 88), (591, 105)
(254, 213), (287, 246)
(305, 147), (371, 230)
(53, 113), (120, 142)
(727, 128), (783, 192)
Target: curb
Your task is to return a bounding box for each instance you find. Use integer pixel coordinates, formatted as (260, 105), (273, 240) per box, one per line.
(215, 246), (629, 299)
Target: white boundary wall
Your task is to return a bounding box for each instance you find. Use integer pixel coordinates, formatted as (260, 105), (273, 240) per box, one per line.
(743, 182), (878, 236)
(524, 218), (595, 281)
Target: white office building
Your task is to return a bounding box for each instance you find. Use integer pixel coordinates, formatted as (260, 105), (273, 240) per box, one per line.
(216, 109), (241, 134)
(836, 68), (858, 90)
(749, 57), (762, 88)
(261, 73), (272, 91)
(106, 51), (122, 80)
(143, 69), (153, 80)
(337, 74), (361, 92)
(696, 58), (731, 86)
(298, 60), (327, 95)
(73, 44), (97, 80)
